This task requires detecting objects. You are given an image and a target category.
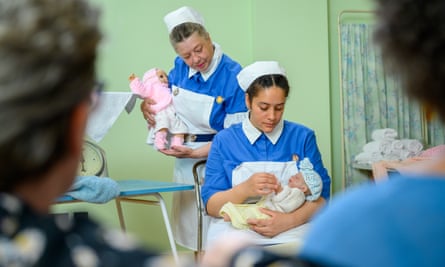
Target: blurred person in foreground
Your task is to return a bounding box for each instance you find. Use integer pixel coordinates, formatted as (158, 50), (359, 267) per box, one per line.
(0, 0), (173, 266)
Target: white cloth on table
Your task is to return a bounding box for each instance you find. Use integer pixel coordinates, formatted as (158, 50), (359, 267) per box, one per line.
(86, 92), (137, 142)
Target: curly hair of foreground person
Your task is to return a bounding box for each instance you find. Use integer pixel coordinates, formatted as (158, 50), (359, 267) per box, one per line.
(0, 0), (101, 191)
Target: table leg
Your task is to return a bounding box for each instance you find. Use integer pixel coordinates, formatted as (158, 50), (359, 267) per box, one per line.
(114, 194), (179, 265)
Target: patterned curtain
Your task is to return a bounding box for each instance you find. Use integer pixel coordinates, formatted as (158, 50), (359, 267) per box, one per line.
(340, 23), (427, 186)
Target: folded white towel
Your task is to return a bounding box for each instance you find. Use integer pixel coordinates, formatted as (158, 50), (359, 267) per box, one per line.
(363, 141), (379, 153)
(354, 151), (383, 164)
(363, 140), (392, 154)
(371, 128), (398, 141)
(400, 139), (423, 154)
(399, 150), (417, 160)
(383, 152), (403, 161)
(390, 140), (404, 151)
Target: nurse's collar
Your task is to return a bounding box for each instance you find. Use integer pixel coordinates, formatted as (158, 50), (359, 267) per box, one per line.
(242, 116), (284, 145)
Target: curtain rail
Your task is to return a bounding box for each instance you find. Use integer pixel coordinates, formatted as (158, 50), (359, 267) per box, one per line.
(338, 10), (374, 26)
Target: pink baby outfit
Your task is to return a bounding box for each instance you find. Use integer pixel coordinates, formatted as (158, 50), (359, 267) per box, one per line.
(129, 68), (187, 149)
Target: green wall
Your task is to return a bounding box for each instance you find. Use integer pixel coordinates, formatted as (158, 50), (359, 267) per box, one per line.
(54, 0), (374, 253)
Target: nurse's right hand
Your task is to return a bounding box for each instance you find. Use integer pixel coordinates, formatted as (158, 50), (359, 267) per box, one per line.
(140, 97), (157, 127)
(243, 172), (280, 196)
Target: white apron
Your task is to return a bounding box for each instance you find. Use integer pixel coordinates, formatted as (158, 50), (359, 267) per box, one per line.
(206, 161), (311, 249)
(171, 86), (216, 250)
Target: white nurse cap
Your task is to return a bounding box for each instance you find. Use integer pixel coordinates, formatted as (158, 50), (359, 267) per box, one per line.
(237, 61), (286, 91)
(164, 6), (205, 34)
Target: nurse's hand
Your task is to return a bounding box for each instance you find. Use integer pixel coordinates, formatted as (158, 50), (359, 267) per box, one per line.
(244, 172), (280, 196)
(159, 142), (211, 159)
(159, 146), (194, 158)
(247, 208), (294, 237)
(249, 198), (325, 237)
(140, 97), (157, 127)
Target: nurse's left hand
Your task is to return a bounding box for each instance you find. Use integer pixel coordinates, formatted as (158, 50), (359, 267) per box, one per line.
(159, 142), (211, 158)
(159, 146), (194, 158)
(247, 209), (295, 237)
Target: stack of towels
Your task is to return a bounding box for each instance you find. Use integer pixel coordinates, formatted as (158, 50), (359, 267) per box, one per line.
(354, 128), (424, 164)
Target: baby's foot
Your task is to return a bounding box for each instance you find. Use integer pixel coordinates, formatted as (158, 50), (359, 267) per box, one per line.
(170, 135), (184, 148)
(154, 132), (167, 150)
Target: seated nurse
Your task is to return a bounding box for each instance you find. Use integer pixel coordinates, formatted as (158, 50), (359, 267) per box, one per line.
(201, 61), (331, 248)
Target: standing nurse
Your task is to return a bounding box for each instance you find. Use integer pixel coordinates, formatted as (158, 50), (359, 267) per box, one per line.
(202, 61), (331, 247)
(140, 6), (247, 250)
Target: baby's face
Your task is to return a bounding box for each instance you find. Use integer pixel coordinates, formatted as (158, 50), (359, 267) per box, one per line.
(156, 69), (168, 84)
(288, 173), (308, 193)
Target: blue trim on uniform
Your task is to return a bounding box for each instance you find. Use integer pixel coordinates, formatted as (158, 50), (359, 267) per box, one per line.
(186, 134), (215, 142)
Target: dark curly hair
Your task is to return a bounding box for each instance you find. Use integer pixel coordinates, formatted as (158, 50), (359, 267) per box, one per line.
(374, 0), (445, 122)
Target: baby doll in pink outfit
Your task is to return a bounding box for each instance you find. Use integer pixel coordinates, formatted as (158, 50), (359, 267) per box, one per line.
(129, 68), (187, 150)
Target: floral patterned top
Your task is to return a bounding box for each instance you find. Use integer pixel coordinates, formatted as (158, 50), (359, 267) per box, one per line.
(0, 193), (161, 267)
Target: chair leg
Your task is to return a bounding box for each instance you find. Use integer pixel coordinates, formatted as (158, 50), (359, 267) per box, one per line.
(192, 159), (207, 264)
(115, 198), (126, 231)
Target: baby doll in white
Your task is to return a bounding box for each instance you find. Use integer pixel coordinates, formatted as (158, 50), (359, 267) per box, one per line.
(220, 157), (323, 230)
(129, 68), (187, 150)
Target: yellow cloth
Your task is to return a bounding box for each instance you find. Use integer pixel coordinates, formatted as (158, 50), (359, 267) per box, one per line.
(219, 200), (270, 230)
